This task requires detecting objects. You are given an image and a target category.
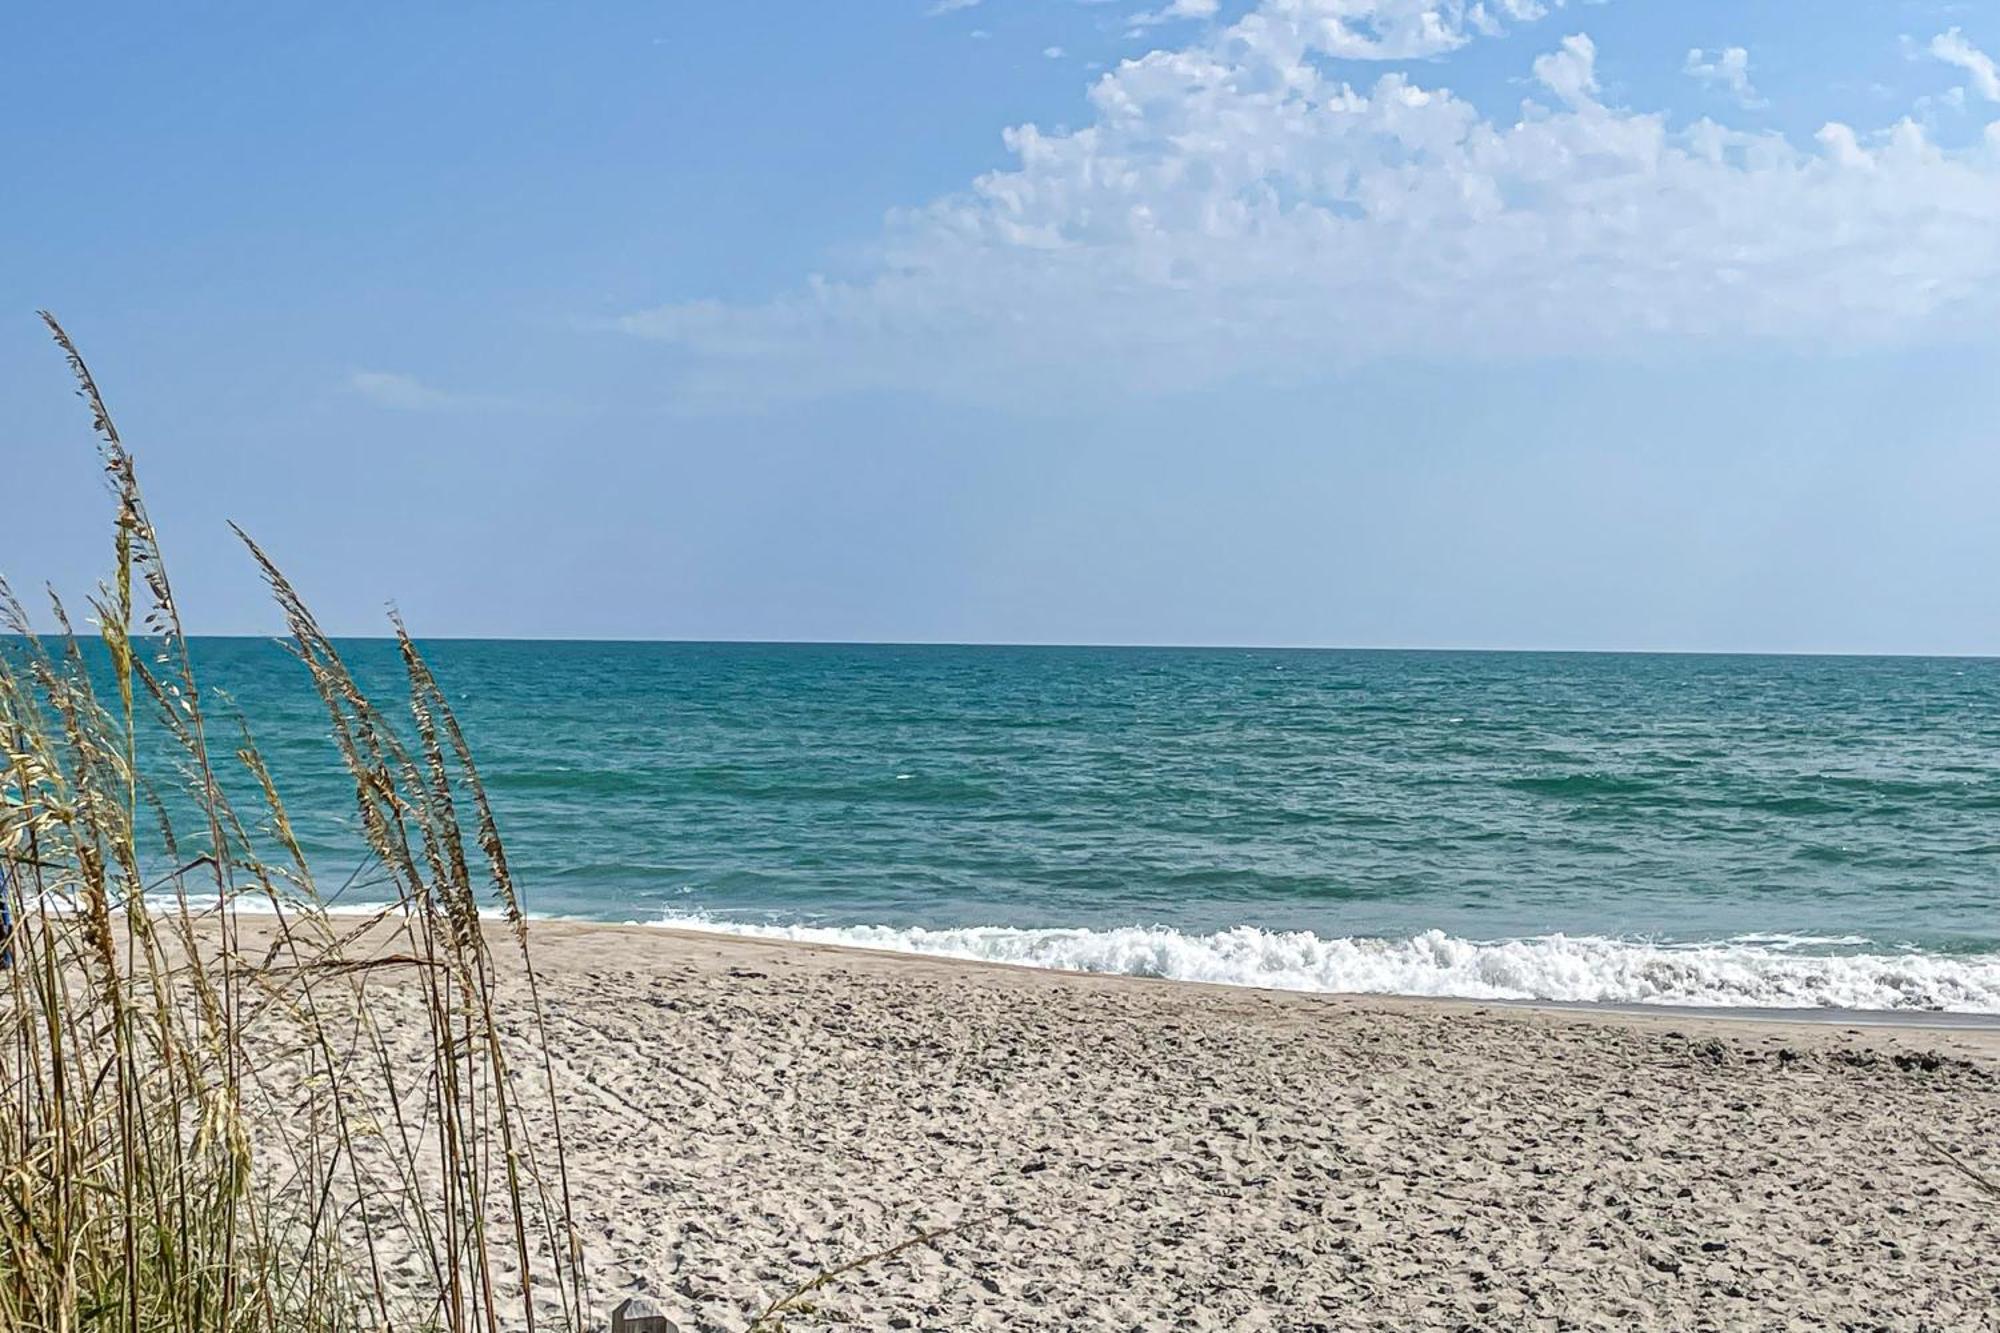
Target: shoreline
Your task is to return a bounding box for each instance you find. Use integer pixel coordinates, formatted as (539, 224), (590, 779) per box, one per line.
(230, 912), (2000, 1328)
(599, 917), (2000, 1035)
(518, 918), (2000, 1328)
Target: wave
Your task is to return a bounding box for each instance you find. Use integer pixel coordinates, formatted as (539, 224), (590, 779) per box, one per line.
(642, 914), (2000, 1014)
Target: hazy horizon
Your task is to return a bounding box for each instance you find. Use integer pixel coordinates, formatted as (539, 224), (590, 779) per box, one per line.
(13, 631), (2000, 661)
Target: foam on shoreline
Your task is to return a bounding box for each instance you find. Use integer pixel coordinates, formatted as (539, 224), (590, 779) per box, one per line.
(642, 914), (2000, 1014)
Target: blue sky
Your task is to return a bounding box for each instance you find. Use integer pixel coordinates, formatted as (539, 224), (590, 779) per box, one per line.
(5, 1), (2000, 651)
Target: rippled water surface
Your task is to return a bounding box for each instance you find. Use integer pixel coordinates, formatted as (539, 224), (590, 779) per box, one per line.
(151, 641), (2000, 1009)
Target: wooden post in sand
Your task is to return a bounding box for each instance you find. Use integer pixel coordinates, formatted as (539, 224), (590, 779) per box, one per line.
(610, 1295), (677, 1333)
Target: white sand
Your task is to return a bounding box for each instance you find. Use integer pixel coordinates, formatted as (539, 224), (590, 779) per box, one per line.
(464, 921), (1998, 1331)
(281, 918), (2000, 1330)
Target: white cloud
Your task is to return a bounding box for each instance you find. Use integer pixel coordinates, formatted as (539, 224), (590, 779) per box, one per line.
(1231, 0), (1555, 60)
(1930, 27), (2000, 102)
(348, 371), (494, 412)
(927, 0), (982, 16)
(1683, 45), (1763, 109)
(622, 1), (2000, 405)
(1812, 121), (1870, 170)
(1045, 45), (1067, 58)
(1128, 0), (1220, 31)
(1531, 32), (1597, 107)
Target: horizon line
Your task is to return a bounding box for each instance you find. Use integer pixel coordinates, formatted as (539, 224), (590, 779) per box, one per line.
(10, 633), (1998, 661)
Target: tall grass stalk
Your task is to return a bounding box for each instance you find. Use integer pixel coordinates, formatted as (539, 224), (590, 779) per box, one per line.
(0, 316), (586, 1331)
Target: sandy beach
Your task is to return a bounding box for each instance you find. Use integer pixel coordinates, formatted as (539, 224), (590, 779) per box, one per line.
(304, 919), (2000, 1331)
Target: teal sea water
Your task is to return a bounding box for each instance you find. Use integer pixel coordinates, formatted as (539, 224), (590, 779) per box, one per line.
(124, 641), (2000, 1010)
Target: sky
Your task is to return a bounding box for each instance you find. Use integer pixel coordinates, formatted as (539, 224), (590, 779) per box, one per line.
(4, 1), (2000, 652)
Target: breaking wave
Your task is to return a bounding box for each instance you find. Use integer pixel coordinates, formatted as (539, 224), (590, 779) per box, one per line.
(645, 915), (2000, 1014)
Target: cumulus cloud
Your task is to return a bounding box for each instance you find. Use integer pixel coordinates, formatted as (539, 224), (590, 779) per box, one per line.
(621, 0), (2000, 404)
(926, 0), (982, 16)
(1931, 27), (2000, 102)
(1531, 32), (1597, 106)
(1683, 45), (1763, 109)
(1230, 0), (1559, 61)
(1128, 0), (1221, 31)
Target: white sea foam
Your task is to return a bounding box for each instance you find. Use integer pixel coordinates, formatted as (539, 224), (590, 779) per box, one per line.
(643, 914), (2000, 1014)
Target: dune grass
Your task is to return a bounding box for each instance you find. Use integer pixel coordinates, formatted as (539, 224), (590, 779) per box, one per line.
(0, 315), (586, 1331)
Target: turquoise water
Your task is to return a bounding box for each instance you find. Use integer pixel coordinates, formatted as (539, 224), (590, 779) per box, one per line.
(134, 641), (2000, 1009)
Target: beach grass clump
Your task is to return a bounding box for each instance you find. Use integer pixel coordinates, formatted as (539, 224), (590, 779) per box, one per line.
(0, 315), (585, 1331)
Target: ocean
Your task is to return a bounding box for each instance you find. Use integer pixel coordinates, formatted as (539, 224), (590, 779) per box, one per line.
(140, 640), (2000, 1012)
